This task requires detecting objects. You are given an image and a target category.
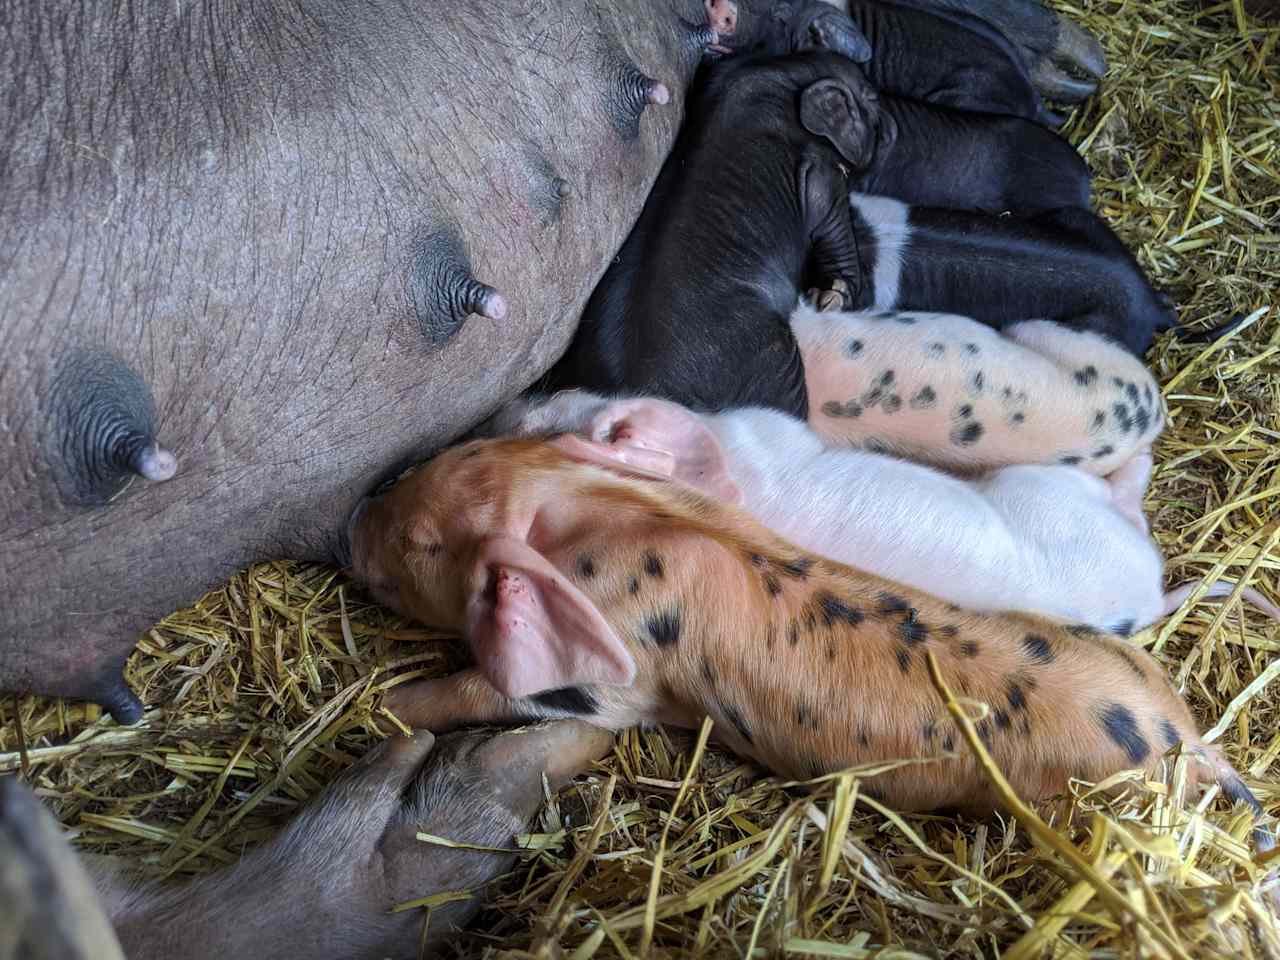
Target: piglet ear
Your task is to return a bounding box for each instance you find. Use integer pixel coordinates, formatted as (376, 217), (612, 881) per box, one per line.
(466, 536), (636, 699)
(548, 434), (677, 483)
(580, 398), (743, 506)
(799, 78), (877, 169)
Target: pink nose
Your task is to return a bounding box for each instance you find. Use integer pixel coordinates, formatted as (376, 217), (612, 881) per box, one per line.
(704, 0), (738, 36)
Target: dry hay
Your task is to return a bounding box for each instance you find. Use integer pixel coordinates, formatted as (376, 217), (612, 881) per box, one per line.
(2, 1), (1279, 956)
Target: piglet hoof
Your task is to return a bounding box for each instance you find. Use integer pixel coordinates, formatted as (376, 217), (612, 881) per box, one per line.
(812, 278), (851, 313)
(1031, 61), (1099, 104)
(1051, 16), (1107, 87)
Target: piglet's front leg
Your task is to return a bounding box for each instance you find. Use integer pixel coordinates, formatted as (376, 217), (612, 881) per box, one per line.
(792, 304), (1166, 476)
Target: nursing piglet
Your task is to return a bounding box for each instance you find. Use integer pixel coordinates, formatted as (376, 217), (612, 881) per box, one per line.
(350, 438), (1275, 878)
(750, 0), (1052, 124)
(483, 389), (1163, 633)
(841, 195), (1179, 355)
(750, 0), (1092, 213)
(792, 301), (1165, 474)
(87, 722), (612, 960)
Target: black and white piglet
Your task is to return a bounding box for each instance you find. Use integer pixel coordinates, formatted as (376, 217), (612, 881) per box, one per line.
(840, 194), (1178, 355)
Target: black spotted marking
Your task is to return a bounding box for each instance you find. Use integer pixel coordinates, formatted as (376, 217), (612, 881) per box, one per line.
(846, 339), (864, 357)
(1059, 455), (1083, 466)
(894, 314), (917, 325)
(646, 607), (682, 647)
(576, 555), (597, 579)
(876, 593), (910, 615)
(823, 400), (863, 419)
(530, 687), (599, 715)
(1009, 412), (1025, 426)
(701, 657), (717, 686)
(960, 640), (979, 658)
(942, 734), (955, 751)
(1007, 681), (1028, 712)
(861, 387), (884, 407)
(969, 371), (985, 394)
(749, 553), (767, 568)
(863, 437), (889, 454)
(994, 708), (1011, 730)
(1066, 624), (1101, 637)
(722, 703), (754, 744)
(643, 551), (664, 578)
(818, 592), (865, 628)
(1074, 365), (1098, 386)
(1143, 383), (1154, 407)
(803, 609), (818, 632)
(951, 421), (984, 446)
(882, 394), (902, 413)
(782, 557), (814, 579)
(826, 642), (837, 661)
(628, 576), (640, 595)
(1093, 445), (1115, 459)
(976, 720), (993, 746)
(878, 370), (896, 386)
(956, 404), (973, 418)
(1125, 383), (1141, 405)
(899, 612), (929, 645)
(857, 728), (871, 747)
(788, 623), (800, 647)
(927, 342), (946, 358)
(909, 386), (937, 409)
(1020, 716), (1032, 737)
(1022, 634), (1055, 664)
(796, 702), (819, 729)
(1111, 376), (1125, 389)
(896, 648), (911, 673)
(1099, 703), (1150, 764)
(764, 573), (782, 597)
(1112, 619), (1136, 638)
(1159, 719), (1181, 750)
(939, 625), (959, 639)
(1091, 410), (1106, 431)
(1112, 402), (1133, 433)
(1134, 406), (1151, 433)
(922, 720), (937, 741)
(964, 343), (980, 355)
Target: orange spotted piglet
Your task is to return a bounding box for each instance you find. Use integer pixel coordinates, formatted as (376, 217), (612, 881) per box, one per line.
(349, 437), (1274, 873)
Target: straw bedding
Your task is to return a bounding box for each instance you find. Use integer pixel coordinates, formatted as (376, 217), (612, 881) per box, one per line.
(2, 1), (1278, 955)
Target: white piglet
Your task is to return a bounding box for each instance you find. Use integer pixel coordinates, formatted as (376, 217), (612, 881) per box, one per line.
(485, 390), (1280, 635)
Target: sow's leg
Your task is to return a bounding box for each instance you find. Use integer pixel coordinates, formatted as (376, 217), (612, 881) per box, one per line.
(93, 722), (612, 960)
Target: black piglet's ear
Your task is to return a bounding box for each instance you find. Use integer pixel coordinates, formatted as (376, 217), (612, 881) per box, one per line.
(799, 78), (874, 168)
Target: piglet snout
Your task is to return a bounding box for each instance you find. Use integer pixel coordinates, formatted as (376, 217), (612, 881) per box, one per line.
(704, 0), (738, 36)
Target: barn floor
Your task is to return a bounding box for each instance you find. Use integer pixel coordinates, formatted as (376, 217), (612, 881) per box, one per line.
(2, 1), (1278, 956)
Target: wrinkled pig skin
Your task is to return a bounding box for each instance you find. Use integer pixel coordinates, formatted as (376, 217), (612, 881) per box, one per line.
(0, 0), (776, 720)
(87, 722), (613, 960)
